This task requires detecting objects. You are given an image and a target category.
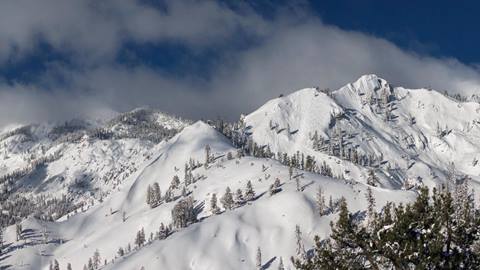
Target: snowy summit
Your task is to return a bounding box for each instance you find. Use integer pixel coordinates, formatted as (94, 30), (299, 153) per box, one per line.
(1, 73), (480, 269)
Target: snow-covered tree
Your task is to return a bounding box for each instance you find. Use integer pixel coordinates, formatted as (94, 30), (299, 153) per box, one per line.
(172, 196), (197, 229)
(146, 185), (153, 207)
(204, 144), (211, 168)
(53, 259), (60, 270)
(278, 257), (284, 270)
(164, 188), (173, 203)
(235, 189), (244, 206)
(158, 222), (169, 240)
(135, 228), (145, 248)
(256, 247), (262, 269)
(15, 223), (22, 241)
(210, 193), (220, 214)
(117, 247), (125, 257)
(152, 182), (162, 205)
(245, 181), (255, 201)
(366, 169), (378, 186)
(316, 186), (326, 216)
(365, 187), (376, 226)
(221, 187), (234, 210)
(295, 225), (306, 260)
(92, 249), (101, 269)
(171, 175), (180, 190)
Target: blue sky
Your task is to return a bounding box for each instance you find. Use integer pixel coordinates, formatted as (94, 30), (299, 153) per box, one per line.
(0, 0), (479, 125)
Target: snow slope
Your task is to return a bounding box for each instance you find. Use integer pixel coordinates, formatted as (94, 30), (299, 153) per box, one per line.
(2, 121), (415, 270)
(245, 74), (480, 190)
(0, 108), (190, 206)
(2, 74), (479, 270)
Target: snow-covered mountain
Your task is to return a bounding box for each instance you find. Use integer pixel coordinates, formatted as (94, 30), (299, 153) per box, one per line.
(0, 108), (190, 223)
(1, 75), (479, 270)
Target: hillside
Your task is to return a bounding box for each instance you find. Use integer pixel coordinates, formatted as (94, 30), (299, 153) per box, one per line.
(1, 75), (479, 269)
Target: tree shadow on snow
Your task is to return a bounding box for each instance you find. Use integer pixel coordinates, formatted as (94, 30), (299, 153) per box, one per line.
(261, 256), (277, 269)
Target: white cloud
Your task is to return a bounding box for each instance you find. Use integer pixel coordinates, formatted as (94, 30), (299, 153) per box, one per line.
(0, 1), (480, 127)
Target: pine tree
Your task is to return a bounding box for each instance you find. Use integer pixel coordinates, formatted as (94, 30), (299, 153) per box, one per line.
(273, 178), (281, 189)
(256, 247), (262, 269)
(15, 223), (22, 241)
(366, 169), (378, 186)
(204, 144), (211, 168)
(117, 247), (125, 257)
(171, 175), (180, 189)
(365, 187), (376, 227)
(269, 184), (276, 196)
(172, 196), (197, 228)
(164, 188), (173, 202)
(295, 225), (306, 260)
(158, 222), (168, 239)
(135, 228), (145, 248)
(316, 186), (326, 216)
(146, 185), (153, 207)
(245, 181), (255, 201)
(87, 258), (93, 270)
(0, 227), (3, 254)
(152, 182), (161, 205)
(67, 263), (72, 270)
(278, 257), (284, 270)
(210, 193), (220, 214)
(295, 177), (301, 192)
(53, 259), (60, 270)
(221, 187), (234, 210)
(235, 189), (244, 206)
(93, 249), (101, 269)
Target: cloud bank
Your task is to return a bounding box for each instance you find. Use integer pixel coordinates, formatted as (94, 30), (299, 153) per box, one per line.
(0, 0), (479, 126)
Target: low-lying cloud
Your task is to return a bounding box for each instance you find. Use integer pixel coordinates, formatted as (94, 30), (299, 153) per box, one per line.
(0, 0), (479, 127)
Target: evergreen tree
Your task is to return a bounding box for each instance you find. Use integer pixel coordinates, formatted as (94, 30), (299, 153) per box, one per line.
(164, 188), (173, 203)
(366, 169), (378, 186)
(15, 223), (22, 241)
(210, 193), (220, 214)
(87, 258), (93, 270)
(245, 181), (255, 201)
(158, 222), (168, 239)
(295, 225), (306, 261)
(256, 247), (262, 269)
(67, 263), (72, 270)
(172, 196), (197, 228)
(92, 249), (101, 269)
(278, 257), (284, 270)
(135, 228), (145, 248)
(117, 247), (125, 257)
(53, 259), (60, 270)
(235, 189), (244, 206)
(221, 187), (234, 210)
(316, 186), (326, 216)
(146, 185), (153, 207)
(152, 182), (161, 205)
(204, 144), (211, 168)
(0, 227), (3, 254)
(294, 187), (480, 269)
(365, 187), (376, 226)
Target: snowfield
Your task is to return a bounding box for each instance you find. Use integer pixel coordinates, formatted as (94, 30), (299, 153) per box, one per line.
(1, 75), (480, 269)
